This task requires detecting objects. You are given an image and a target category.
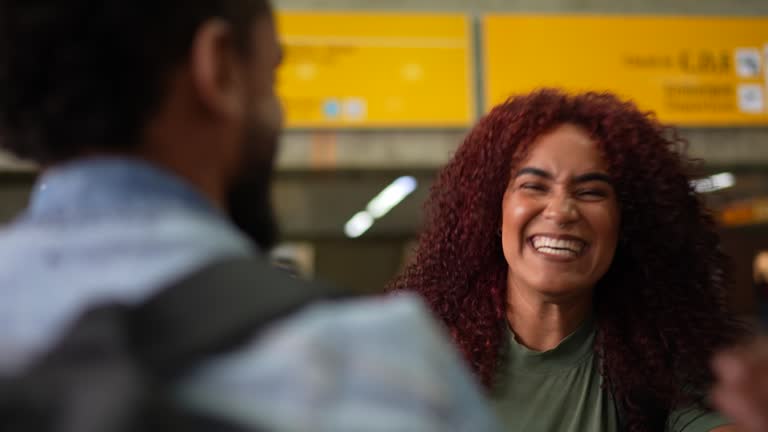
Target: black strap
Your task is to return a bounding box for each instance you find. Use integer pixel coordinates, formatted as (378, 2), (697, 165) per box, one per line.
(127, 256), (350, 377)
(598, 343), (627, 431)
(605, 373), (628, 431)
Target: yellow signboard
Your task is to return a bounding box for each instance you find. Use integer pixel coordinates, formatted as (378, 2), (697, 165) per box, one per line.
(483, 16), (768, 126)
(276, 12), (474, 128)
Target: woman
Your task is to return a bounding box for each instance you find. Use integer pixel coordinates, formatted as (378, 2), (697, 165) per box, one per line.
(391, 89), (745, 431)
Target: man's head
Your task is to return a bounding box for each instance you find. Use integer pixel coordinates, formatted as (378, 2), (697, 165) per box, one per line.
(0, 0), (283, 248)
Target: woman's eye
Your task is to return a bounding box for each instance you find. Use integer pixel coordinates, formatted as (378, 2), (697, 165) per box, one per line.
(521, 183), (547, 192)
(576, 189), (607, 199)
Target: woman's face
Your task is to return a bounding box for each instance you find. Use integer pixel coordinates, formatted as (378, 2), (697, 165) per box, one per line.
(501, 123), (620, 300)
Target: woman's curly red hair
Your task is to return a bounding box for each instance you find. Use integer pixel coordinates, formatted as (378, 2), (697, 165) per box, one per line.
(390, 89), (746, 431)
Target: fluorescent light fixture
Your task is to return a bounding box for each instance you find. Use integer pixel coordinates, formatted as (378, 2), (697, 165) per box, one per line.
(344, 211), (374, 238)
(344, 176), (419, 238)
(366, 176), (418, 219)
(692, 172), (736, 193)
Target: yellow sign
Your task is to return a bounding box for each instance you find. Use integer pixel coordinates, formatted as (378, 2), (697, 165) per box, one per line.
(277, 12), (474, 128)
(483, 16), (768, 126)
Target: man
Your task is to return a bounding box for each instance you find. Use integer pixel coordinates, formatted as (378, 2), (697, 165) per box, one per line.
(0, 1), (499, 430)
(710, 252), (768, 432)
(713, 339), (768, 432)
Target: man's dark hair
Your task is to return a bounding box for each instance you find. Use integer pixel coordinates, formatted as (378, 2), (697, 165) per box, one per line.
(0, 0), (271, 164)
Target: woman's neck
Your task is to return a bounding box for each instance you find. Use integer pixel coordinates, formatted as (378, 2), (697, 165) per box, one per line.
(506, 281), (593, 352)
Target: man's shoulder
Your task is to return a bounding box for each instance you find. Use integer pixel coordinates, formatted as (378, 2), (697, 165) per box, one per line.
(0, 208), (252, 373)
(269, 293), (442, 346)
(176, 293), (500, 432)
(180, 291), (452, 387)
(0, 206), (250, 268)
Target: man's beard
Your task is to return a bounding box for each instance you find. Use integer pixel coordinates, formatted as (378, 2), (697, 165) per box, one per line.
(226, 127), (280, 251)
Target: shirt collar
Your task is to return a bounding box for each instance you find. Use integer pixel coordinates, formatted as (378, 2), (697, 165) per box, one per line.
(505, 314), (596, 373)
(25, 157), (223, 220)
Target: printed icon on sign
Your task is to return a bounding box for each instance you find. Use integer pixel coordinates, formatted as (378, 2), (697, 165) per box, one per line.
(735, 48), (761, 78)
(322, 99), (341, 119)
(295, 63), (318, 81)
(737, 84), (764, 114)
(401, 63), (425, 82)
(343, 98), (367, 121)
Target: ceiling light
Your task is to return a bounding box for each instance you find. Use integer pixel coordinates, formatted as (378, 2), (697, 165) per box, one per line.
(344, 211), (374, 238)
(692, 172), (735, 193)
(344, 176), (419, 238)
(366, 176), (418, 219)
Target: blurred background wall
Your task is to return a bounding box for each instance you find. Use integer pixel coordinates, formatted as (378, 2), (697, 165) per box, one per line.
(0, 0), (766, 316)
(276, 0), (768, 315)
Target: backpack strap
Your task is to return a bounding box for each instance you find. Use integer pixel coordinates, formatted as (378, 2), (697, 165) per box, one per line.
(603, 361), (669, 431)
(604, 372), (628, 431)
(598, 340), (627, 431)
(0, 256), (345, 432)
(128, 255), (351, 377)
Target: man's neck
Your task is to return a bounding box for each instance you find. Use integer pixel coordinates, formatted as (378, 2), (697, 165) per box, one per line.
(96, 149), (227, 210)
(153, 156), (226, 209)
(505, 280), (592, 352)
(137, 79), (238, 212)
(138, 126), (232, 211)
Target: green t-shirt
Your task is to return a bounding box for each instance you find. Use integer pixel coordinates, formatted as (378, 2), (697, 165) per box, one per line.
(491, 317), (731, 432)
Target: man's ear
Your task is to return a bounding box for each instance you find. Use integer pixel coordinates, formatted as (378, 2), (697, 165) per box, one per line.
(188, 18), (246, 119)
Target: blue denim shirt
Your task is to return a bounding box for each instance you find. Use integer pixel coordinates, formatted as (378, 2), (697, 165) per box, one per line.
(0, 158), (500, 431)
